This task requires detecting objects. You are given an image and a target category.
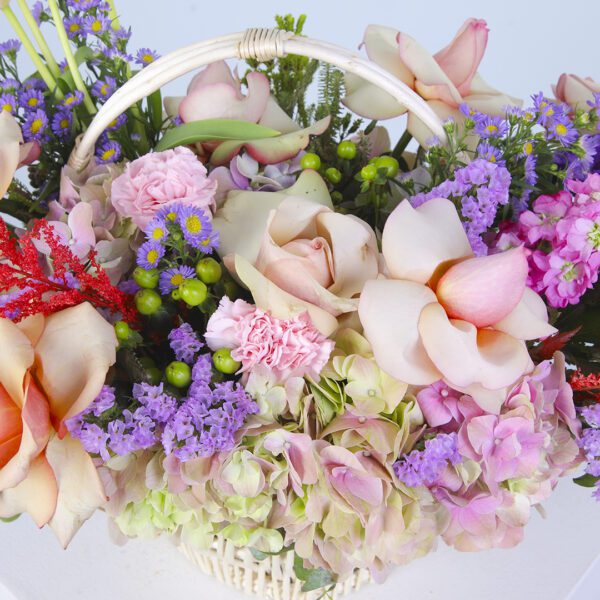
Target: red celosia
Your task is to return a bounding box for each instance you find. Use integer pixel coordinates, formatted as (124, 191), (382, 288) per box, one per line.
(0, 217), (136, 322)
(570, 371), (600, 403)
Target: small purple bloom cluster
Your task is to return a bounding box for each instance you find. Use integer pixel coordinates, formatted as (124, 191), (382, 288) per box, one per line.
(393, 432), (462, 488)
(411, 159), (511, 255)
(578, 405), (600, 501)
(168, 322), (203, 363)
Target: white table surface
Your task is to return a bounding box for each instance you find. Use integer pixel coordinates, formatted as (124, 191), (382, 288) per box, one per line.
(0, 481), (598, 600)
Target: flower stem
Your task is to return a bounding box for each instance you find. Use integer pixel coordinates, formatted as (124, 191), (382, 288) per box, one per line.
(1, 5), (59, 94)
(105, 0), (121, 30)
(392, 130), (412, 161)
(47, 0), (97, 114)
(15, 0), (61, 78)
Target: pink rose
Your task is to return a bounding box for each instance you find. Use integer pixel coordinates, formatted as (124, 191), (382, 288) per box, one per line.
(553, 74), (600, 108)
(110, 147), (217, 229)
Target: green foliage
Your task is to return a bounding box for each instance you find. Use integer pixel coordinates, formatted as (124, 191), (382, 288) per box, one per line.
(293, 553), (337, 594)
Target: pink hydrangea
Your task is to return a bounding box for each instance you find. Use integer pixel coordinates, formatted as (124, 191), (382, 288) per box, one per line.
(416, 381), (483, 430)
(110, 147), (217, 228)
(205, 297), (334, 380)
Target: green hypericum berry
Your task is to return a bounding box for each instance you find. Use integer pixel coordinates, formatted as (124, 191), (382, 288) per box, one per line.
(212, 348), (241, 374)
(196, 257), (222, 284)
(325, 167), (342, 184)
(179, 279), (208, 307)
(133, 267), (159, 289)
(337, 140), (357, 160)
(135, 289), (162, 315)
(360, 164), (378, 181)
(114, 320), (131, 341)
(300, 152), (321, 170)
(165, 361), (191, 388)
(374, 155), (400, 178)
(171, 288), (182, 301)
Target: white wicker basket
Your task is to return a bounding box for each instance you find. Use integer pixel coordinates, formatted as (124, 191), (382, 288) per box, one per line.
(69, 27), (446, 599)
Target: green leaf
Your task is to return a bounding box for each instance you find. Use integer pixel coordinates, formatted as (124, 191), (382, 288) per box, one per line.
(249, 544), (293, 561)
(155, 119), (281, 152)
(74, 46), (95, 66)
(293, 554), (336, 593)
(1, 514), (21, 523)
(573, 473), (600, 488)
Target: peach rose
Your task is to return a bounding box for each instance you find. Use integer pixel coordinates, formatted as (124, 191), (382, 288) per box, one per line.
(344, 19), (521, 143)
(553, 74), (600, 109)
(0, 303), (116, 546)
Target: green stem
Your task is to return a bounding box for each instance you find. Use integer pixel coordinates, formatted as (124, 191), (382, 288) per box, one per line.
(47, 0), (97, 114)
(1, 5), (58, 93)
(105, 0), (121, 30)
(16, 0), (61, 78)
(391, 130), (412, 161)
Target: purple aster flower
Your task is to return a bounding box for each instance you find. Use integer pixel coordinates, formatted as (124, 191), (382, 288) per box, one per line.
(158, 265), (195, 295)
(136, 240), (165, 269)
(135, 48), (160, 67)
(524, 153), (538, 186)
(547, 115), (578, 146)
(168, 322), (203, 363)
(67, 0), (102, 9)
(51, 110), (72, 140)
(144, 217), (168, 243)
(101, 46), (133, 63)
(31, 2), (47, 24)
(176, 205), (212, 249)
(474, 115), (508, 138)
(0, 39), (21, 57)
(112, 27), (132, 42)
(394, 432), (461, 488)
(105, 113), (127, 131)
(0, 93), (16, 114)
(171, 115), (183, 127)
(118, 279), (141, 295)
(61, 90), (84, 110)
(22, 78), (46, 91)
(587, 93), (600, 111)
(96, 140), (121, 164)
(22, 109), (48, 142)
(64, 15), (86, 39)
(19, 89), (45, 112)
(476, 141), (504, 165)
(84, 13), (110, 36)
(0, 78), (19, 94)
(92, 76), (116, 101)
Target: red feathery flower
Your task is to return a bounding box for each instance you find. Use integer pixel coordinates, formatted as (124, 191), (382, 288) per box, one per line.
(570, 371), (600, 403)
(0, 217), (136, 322)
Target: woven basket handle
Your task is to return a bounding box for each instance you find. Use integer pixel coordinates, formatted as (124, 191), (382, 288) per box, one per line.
(68, 28), (446, 170)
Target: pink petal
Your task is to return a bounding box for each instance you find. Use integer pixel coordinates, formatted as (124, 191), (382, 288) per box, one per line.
(433, 19), (488, 96)
(358, 279), (441, 385)
(0, 317), (35, 408)
(0, 386), (22, 469)
(187, 61), (241, 94)
(0, 112), (22, 199)
(493, 287), (557, 340)
(67, 202), (96, 249)
(418, 302), (531, 391)
(382, 198), (473, 284)
(436, 247), (528, 328)
(258, 96), (300, 133)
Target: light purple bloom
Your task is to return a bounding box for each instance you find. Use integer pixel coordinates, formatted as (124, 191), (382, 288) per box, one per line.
(168, 322), (203, 363)
(135, 48), (160, 67)
(92, 77), (116, 101)
(136, 240), (165, 269)
(158, 265), (195, 295)
(22, 109), (48, 142)
(96, 140), (122, 164)
(51, 110), (72, 139)
(0, 39), (21, 57)
(19, 89), (45, 112)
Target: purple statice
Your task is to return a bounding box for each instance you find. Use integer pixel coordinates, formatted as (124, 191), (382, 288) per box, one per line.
(22, 109), (48, 142)
(19, 89), (45, 112)
(106, 420), (136, 455)
(90, 385), (116, 416)
(135, 48), (160, 67)
(133, 382), (177, 423)
(92, 77), (117, 101)
(191, 354), (213, 388)
(84, 13), (110, 36)
(136, 240), (165, 269)
(581, 405), (600, 428)
(0, 39), (21, 57)
(474, 115), (508, 139)
(51, 110), (72, 140)
(159, 265), (195, 295)
(394, 432), (462, 488)
(162, 380), (258, 461)
(61, 90), (84, 110)
(78, 423), (110, 461)
(168, 322), (203, 363)
(411, 159), (511, 255)
(0, 93), (16, 114)
(96, 140), (122, 164)
(64, 15), (86, 39)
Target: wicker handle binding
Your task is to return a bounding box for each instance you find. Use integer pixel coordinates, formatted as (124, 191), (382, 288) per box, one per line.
(68, 28), (446, 170)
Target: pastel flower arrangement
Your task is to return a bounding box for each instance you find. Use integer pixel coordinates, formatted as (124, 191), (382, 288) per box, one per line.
(0, 5), (599, 597)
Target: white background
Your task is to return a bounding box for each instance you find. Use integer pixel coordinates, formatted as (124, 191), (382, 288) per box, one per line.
(1, 1), (600, 599)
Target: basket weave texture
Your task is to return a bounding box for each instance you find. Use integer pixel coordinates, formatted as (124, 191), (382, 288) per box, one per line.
(179, 538), (371, 600)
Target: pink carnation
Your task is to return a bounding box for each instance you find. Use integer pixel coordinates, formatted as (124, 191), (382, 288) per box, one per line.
(110, 147), (217, 228)
(205, 297), (334, 380)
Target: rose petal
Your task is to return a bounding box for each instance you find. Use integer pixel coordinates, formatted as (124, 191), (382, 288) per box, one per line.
(382, 198), (473, 284)
(493, 287), (557, 340)
(418, 302), (531, 391)
(0, 317), (35, 408)
(34, 303), (117, 434)
(0, 385), (22, 469)
(358, 279), (441, 385)
(46, 434), (107, 548)
(436, 247), (528, 327)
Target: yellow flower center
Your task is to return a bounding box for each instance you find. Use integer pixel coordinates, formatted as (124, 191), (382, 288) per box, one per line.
(142, 54), (154, 64)
(100, 84), (109, 96)
(555, 124), (568, 137)
(91, 20), (102, 32)
(170, 274), (184, 286)
(69, 23), (81, 33)
(59, 118), (69, 130)
(102, 148), (116, 161)
(27, 97), (39, 107)
(65, 96), (75, 105)
(151, 227), (165, 240)
(523, 142), (533, 155)
(146, 249), (159, 264)
(165, 211), (177, 222)
(544, 107), (554, 117)
(185, 215), (203, 234)
(30, 119), (43, 134)
(1, 103), (13, 112)
(485, 124), (498, 134)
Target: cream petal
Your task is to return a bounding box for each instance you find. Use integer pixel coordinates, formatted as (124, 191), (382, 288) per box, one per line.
(407, 101), (462, 146)
(0, 454), (57, 527)
(418, 303), (531, 391)
(258, 96), (300, 133)
(343, 75), (407, 120)
(0, 318), (35, 408)
(214, 170), (332, 265)
(187, 61), (241, 94)
(34, 303), (117, 432)
(493, 287), (557, 341)
(234, 255), (339, 336)
(358, 279), (441, 385)
(46, 434), (107, 548)
(382, 198), (473, 284)
(0, 111), (22, 199)
(446, 381), (508, 415)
